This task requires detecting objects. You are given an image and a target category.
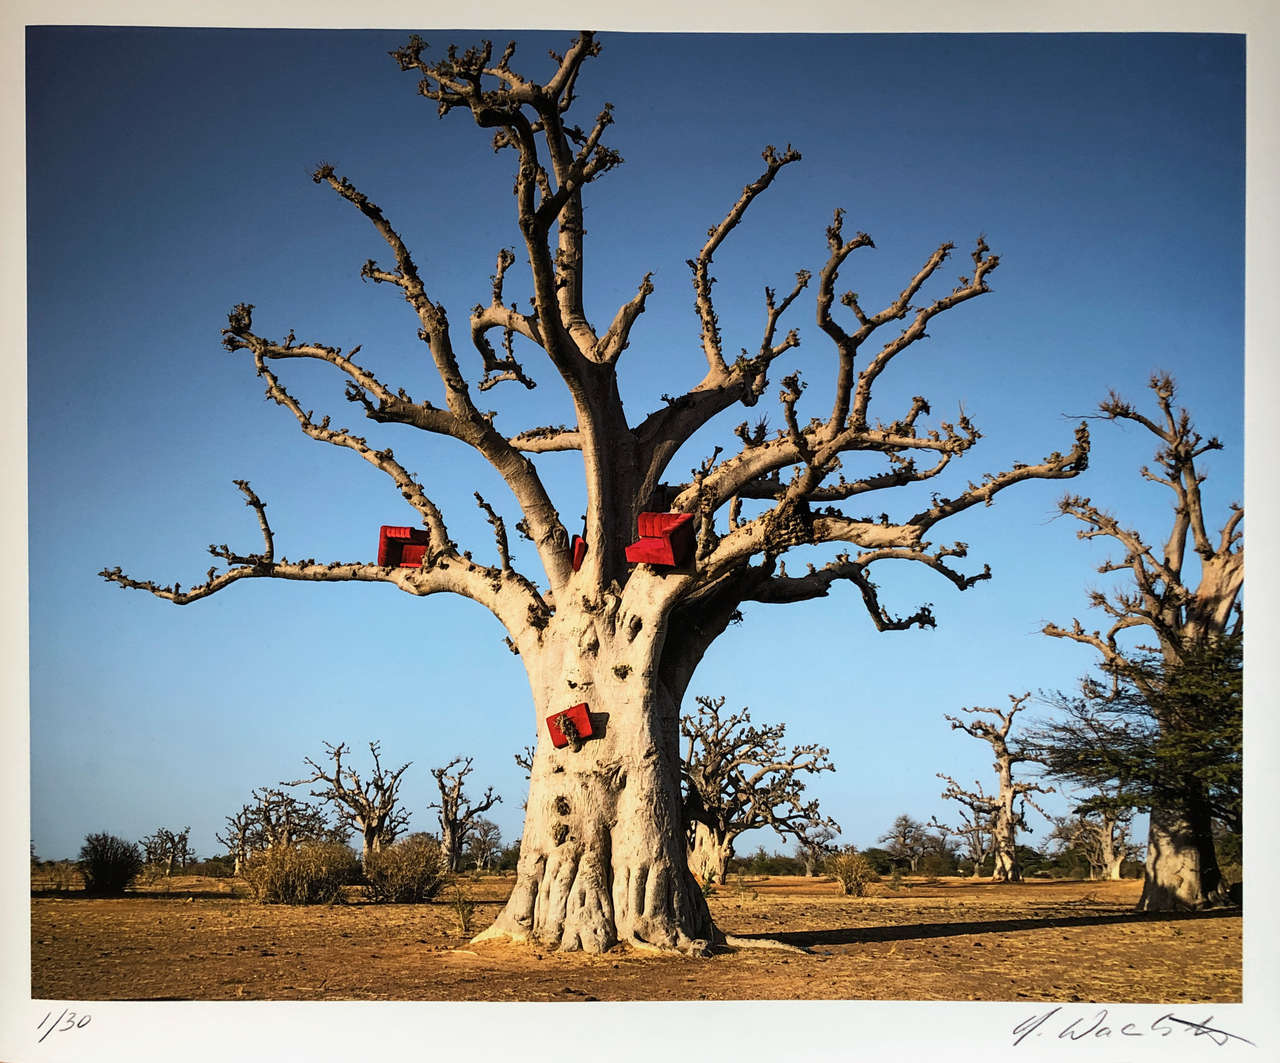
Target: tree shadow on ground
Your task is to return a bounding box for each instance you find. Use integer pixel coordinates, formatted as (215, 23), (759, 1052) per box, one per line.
(30, 886), (242, 901)
(736, 907), (1241, 949)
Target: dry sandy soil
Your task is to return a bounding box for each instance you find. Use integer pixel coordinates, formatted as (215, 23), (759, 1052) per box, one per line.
(30, 873), (1241, 1002)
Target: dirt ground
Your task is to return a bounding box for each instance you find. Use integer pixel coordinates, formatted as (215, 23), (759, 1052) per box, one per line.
(30, 873), (1241, 1002)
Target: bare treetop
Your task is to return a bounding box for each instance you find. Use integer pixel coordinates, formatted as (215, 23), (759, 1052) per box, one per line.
(284, 741), (412, 859)
(102, 30), (1088, 647)
(1045, 373), (1241, 670)
(431, 756), (502, 873)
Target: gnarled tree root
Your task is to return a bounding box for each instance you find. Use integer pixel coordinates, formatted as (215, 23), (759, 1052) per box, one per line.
(472, 923), (809, 957)
(719, 933), (810, 955)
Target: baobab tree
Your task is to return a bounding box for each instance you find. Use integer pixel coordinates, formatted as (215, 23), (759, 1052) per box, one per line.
(99, 32), (1088, 954)
(931, 795), (995, 878)
(878, 814), (929, 873)
(431, 757), (501, 872)
(795, 822), (840, 878)
(1044, 374), (1242, 910)
(140, 826), (194, 877)
(680, 695), (837, 883)
(216, 789), (344, 872)
(1048, 808), (1140, 881)
(216, 805), (255, 875)
(464, 817), (505, 870)
(942, 696), (1051, 882)
(284, 741), (412, 861)
(254, 788), (347, 851)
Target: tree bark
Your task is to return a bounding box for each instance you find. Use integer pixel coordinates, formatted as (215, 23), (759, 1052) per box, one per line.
(991, 776), (1022, 883)
(687, 822), (733, 885)
(1138, 794), (1226, 910)
(1095, 813), (1127, 880)
(474, 623), (718, 955)
(361, 828), (381, 865)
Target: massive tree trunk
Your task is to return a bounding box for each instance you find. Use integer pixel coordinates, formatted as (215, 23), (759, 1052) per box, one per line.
(1138, 793), (1226, 910)
(439, 823), (461, 873)
(475, 619), (718, 954)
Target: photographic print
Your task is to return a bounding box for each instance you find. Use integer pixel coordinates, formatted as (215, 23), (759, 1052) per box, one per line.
(9, 3), (1274, 1060)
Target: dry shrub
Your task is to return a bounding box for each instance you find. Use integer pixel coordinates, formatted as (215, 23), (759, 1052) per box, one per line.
(449, 878), (476, 934)
(32, 860), (83, 892)
(828, 847), (880, 897)
(242, 842), (359, 905)
(78, 833), (144, 895)
(363, 834), (445, 903)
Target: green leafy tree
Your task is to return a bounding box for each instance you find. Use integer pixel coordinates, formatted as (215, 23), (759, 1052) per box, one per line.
(1029, 634), (1242, 900)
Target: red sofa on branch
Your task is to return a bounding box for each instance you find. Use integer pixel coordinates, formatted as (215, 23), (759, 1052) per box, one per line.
(377, 525), (431, 568)
(624, 512), (695, 568)
(571, 534), (588, 572)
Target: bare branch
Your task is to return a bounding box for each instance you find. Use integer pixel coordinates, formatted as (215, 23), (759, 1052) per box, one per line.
(1046, 374), (1242, 666)
(690, 145), (802, 376)
(475, 492), (512, 572)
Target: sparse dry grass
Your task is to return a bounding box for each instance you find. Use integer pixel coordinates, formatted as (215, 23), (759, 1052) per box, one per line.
(30, 874), (1240, 1002)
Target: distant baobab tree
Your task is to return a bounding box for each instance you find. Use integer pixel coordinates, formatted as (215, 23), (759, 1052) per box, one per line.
(431, 757), (501, 873)
(941, 695), (1051, 882)
(931, 798), (994, 879)
(284, 740), (412, 862)
(1044, 374), (1242, 910)
(140, 826), (194, 878)
(681, 695), (837, 884)
(218, 787), (348, 873)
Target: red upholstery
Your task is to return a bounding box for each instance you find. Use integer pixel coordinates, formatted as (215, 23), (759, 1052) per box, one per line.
(378, 525), (431, 567)
(546, 702), (593, 748)
(637, 511), (689, 538)
(625, 512), (694, 567)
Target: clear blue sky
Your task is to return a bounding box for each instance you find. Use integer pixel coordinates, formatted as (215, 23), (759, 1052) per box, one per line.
(27, 27), (1244, 861)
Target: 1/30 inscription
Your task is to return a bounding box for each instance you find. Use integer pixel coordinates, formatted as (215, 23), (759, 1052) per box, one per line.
(36, 1008), (91, 1044)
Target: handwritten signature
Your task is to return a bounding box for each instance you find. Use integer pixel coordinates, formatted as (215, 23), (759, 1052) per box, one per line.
(1013, 1006), (1255, 1048)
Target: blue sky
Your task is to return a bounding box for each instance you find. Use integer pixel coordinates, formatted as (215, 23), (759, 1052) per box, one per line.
(25, 27), (1245, 862)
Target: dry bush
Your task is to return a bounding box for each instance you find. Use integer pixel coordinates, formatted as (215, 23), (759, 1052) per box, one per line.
(828, 847), (880, 897)
(363, 834), (445, 903)
(78, 833), (144, 895)
(449, 878), (477, 934)
(31, 860), (83, 892)
(242, 842), (359, 905)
